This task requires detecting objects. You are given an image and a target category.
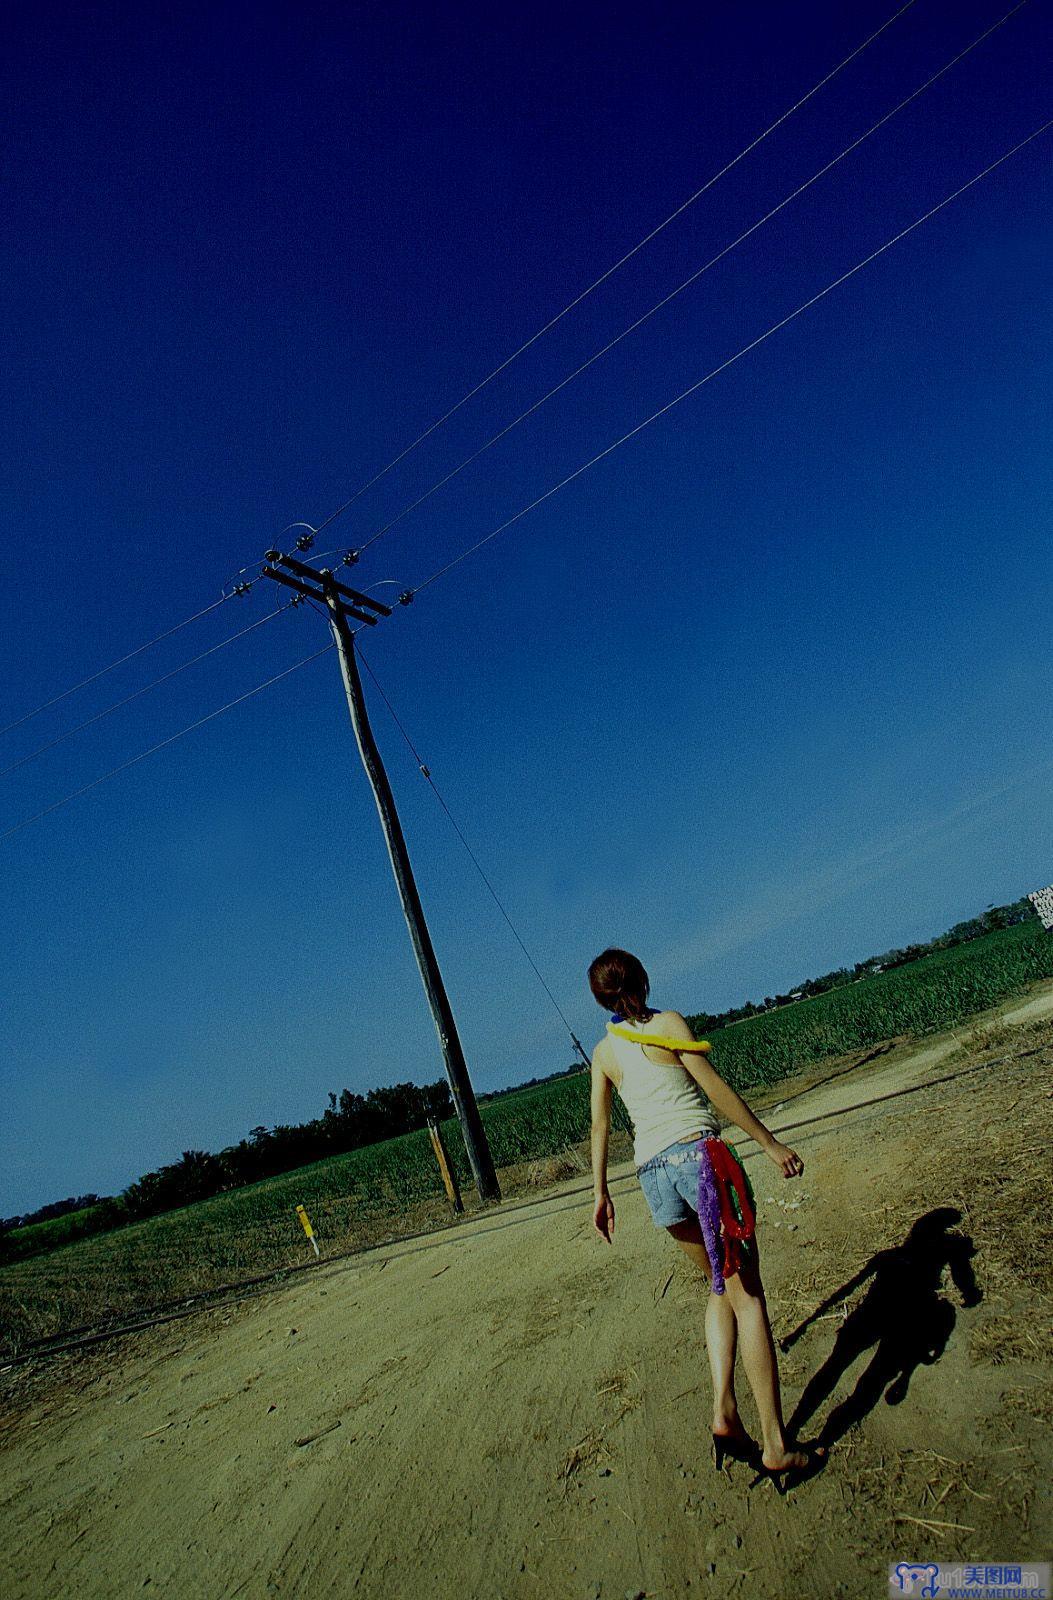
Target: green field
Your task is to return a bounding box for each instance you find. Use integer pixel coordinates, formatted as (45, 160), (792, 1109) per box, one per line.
(2, 921), (1050, 1353)
(1, 1074), (607, 1266)
(690, 920), (1053, 1089)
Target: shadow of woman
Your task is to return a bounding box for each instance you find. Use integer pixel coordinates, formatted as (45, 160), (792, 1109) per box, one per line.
(782, 1207), (981, 1449)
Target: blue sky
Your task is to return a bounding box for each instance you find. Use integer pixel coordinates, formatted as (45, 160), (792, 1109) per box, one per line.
(2, 1), (1051, 1215)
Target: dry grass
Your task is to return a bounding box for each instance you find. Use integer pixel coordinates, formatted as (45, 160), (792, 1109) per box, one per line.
(522, 1147), (591, 1188)
(556, 1427), (613, 1483)
(555, 1365), (641, 1489)
(769, 1014), (1053, 1548)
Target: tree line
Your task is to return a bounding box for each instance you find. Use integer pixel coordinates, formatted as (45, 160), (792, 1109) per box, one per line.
(2, 1079), (452, 1245)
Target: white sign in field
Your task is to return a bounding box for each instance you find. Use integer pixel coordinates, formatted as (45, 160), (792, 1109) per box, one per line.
(1027, 885), (1053, 930)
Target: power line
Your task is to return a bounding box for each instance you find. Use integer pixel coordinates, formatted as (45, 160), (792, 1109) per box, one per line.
(0, 642), (334, 845)
(351, 0), (1028, 561)
(356, 645), (592, 1064)
(13, 111), (1041, 852)
(0, 594), (234, 741)
(184, 5), (932, 595)
(300, 0), (918, 546)
(410, 114), (1053, 597)
(6, 62), (1042, 869)
(0, 603), (296, 782)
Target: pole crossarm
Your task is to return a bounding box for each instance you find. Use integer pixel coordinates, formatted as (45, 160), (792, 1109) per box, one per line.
(261, 565), (381, 626)
(265, 552), (394, 617)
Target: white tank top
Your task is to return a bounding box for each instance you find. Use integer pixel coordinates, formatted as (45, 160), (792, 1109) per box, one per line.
(606, 1027), (719, 1167)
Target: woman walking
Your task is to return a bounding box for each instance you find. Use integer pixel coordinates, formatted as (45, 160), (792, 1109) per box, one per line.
(588, 947), (823, 1487)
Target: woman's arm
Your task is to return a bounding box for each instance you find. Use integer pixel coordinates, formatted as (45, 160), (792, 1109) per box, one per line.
(590, 1043), (616, 1242)
(655, 1010), (804, 1178)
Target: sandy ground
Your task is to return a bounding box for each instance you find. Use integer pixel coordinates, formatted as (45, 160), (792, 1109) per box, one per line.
(2, 985), (1051, 1600)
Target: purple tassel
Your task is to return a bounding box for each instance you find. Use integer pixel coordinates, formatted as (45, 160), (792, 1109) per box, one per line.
(695, 1137), (726, 1294)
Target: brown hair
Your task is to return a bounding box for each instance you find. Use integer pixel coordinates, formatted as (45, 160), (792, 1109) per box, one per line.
(587, 948), (651, 1020)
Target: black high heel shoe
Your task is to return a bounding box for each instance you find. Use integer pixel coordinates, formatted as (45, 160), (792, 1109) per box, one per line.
(752, 1442), (826, 1494)
(712, 1430), (761, 1471)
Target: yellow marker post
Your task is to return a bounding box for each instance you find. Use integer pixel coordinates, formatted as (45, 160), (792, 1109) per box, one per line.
(296, 1203), (320, 1258)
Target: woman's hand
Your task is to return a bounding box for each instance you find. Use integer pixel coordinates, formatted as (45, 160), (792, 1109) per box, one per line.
(593, 1190), (615, 1244)
(765, 1139), (804, 1178)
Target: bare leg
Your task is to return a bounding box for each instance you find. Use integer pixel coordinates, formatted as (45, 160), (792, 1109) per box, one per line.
(724, 1245), (808, 1471)
(667, 1218), (745, 1438)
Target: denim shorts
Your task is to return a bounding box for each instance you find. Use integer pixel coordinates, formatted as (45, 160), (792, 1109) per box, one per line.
(637, 1134), (720, 1229)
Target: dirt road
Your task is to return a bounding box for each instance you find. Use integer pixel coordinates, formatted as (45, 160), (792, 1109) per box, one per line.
(2, 990), (1051, 1600)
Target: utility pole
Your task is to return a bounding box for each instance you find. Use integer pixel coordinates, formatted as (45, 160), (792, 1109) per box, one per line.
(261, 550), (502, 1203)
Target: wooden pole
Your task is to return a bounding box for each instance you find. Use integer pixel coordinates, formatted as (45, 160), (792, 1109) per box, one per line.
(427, 1117), (463, 1213)
(321, 574), (501, 1203)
